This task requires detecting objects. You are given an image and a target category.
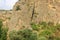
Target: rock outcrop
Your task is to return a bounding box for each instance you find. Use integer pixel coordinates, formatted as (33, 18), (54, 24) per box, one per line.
(13, 0), (60, 23)
(0, 0), (60, 31)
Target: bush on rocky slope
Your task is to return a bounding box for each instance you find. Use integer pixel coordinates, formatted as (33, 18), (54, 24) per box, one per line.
(9, 29), (37, 40)
(0, 19), (8, 40)
(0, 20), (60, 40)
(31, 22), (60, 40)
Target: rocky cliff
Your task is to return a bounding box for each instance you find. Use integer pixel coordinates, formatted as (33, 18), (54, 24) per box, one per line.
(13, 0), (60, 23)
(0, 0), (60, 31)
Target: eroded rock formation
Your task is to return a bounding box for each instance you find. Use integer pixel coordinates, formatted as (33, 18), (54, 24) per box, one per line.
(0, 0), (60, 31)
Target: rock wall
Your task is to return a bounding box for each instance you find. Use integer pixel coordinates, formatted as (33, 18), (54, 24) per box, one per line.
(0, 0), (60, 31)
(13, 0), (60, 23)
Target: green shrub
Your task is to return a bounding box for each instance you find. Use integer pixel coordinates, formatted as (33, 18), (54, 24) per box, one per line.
(38, 36), (47, 40)
(0, 20), (3, 38)
(55, 24), (60, 31)
(0, 28), (8, 40)
(39, 30), (52, 36)
(9, 29), (37, 40)
(39, 22), (47, 27)
(0, 19), (3, 28)
(16, 6), (21, 11)
(0, 19), (8, 40)
(31, 22), (40, 31)
(31, 22), (60, 40)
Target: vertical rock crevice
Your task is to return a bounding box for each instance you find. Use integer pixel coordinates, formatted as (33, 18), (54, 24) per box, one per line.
(31, 2), (35, 21)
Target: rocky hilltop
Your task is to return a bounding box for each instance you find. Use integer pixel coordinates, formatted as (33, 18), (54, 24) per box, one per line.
(0, 0), (60, 31)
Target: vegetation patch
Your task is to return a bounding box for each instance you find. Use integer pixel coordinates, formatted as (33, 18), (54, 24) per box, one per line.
(0, 20), (60, 40)
(9, 29), (37, 40)
(0, 19), (8, 40)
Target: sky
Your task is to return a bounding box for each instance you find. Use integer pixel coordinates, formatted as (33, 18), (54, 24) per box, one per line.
(0, 0), (18, 10)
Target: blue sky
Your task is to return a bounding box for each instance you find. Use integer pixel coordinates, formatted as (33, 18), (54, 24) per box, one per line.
(0, 0), (18, 10)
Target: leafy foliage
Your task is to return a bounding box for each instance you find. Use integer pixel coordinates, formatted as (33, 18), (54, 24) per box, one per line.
(0, 19), (8, 40)
(0, 19), (3, 38)
(9, 29), (37, 40)
(31, 22), (60, 40)
(31, 23), (40, 31)
(0, 20), (60, 40)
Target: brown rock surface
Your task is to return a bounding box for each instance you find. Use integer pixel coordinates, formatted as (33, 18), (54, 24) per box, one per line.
(0, 0), (60, 31)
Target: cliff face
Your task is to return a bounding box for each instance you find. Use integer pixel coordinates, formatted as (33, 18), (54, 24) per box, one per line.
(13, 0), (60, 23)
(0, 0), (60, 31)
